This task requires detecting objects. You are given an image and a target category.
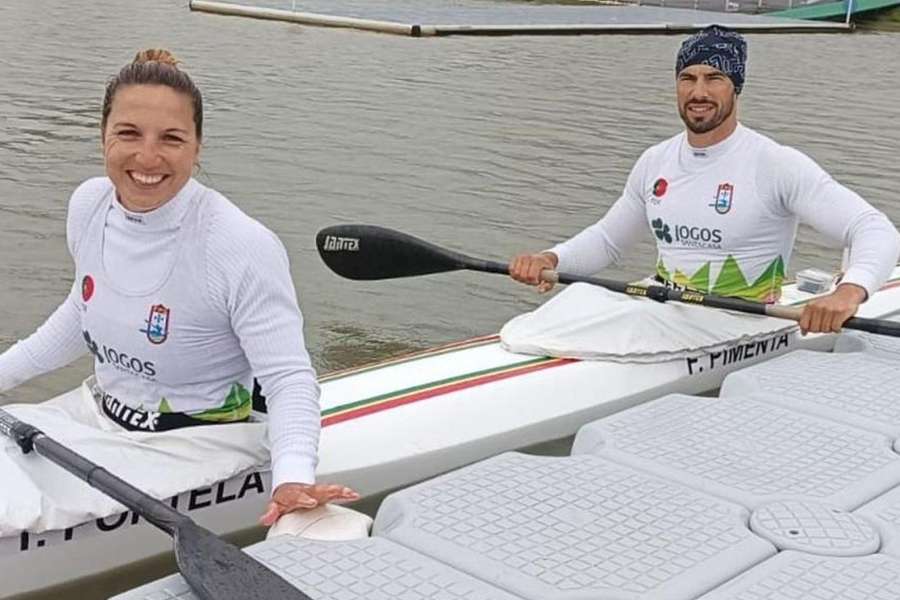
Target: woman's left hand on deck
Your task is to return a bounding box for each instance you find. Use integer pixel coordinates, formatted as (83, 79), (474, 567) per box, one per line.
(259, 482), (361, 526)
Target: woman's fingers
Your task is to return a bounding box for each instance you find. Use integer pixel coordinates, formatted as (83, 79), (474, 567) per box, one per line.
(259, 483), (360, 525)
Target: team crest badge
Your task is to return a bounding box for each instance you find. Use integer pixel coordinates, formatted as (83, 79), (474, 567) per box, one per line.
(711, 183), (734, 214)
(143, 304), (171, 344)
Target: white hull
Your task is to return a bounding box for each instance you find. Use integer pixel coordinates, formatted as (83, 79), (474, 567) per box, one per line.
(4, 270), (900, 597)
(0, 469), (270, 597)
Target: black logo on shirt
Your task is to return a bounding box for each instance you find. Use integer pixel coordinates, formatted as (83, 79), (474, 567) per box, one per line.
(651, 218), (722, 248)
(652, 218), (672, 243)
(83, 330), (157, 378)
(101, 393), (160, 431)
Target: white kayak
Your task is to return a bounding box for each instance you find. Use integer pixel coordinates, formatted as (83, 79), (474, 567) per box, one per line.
(3, 268), (900, 598)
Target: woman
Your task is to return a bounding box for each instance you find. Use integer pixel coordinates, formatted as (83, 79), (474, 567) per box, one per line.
(0, 49), (357, 526)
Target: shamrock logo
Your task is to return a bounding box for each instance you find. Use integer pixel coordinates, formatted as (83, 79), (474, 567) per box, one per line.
(652, 218), (672, 243)
(83, 330), (105, 363)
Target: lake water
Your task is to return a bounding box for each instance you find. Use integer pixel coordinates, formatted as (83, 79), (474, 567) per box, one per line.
(1, 0), (898, 597)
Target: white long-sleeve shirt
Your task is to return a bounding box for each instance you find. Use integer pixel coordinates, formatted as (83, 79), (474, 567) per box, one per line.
(551, 124), (900, 302)
(0, 177), (320, 489)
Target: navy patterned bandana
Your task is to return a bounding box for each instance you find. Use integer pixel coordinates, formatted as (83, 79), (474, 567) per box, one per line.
(675, 25), (747, 95)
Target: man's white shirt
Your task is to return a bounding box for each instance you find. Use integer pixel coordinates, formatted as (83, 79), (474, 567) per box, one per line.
(552, 124), (899, 301)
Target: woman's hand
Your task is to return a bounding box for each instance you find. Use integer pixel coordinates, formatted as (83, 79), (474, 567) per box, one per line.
(259, 482), (360, 526)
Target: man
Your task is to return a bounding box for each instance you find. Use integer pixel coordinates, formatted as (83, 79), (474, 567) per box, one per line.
(509, 25), (899, 335)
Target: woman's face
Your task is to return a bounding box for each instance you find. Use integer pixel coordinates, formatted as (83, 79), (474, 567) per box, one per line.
(102, 84), (200, 212)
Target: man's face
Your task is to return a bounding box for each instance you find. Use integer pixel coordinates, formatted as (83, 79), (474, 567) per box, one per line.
(676, 64), (737, 135)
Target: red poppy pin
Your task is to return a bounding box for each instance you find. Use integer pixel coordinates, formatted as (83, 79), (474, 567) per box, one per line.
(82, 275), (95, 302)
(653, 178), (668, 198)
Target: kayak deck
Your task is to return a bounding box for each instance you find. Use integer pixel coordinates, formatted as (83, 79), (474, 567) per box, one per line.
(312, 270), (900, 499)
(117, 330), (900, 599)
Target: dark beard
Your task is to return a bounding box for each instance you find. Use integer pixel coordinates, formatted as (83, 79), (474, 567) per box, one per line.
(679, 95), (735, 134)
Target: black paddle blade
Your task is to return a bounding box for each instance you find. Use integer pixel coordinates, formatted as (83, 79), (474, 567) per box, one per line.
(316, 224), (472, 280)
(174, 521), (312, 600)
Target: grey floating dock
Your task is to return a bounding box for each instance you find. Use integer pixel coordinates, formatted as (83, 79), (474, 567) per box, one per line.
(748, 500), (880, 556)
(114, 333), (900, 599)
(110, 536), (521, 599)
(374, 453), (773, 600)
(696, 552), (900, 599)
(721, 349), (900, 437)
(571, 394), (900, 509)
(857, 484), (900, 558)
(833, 329), (900, 356)
(188, 0), (853, 36)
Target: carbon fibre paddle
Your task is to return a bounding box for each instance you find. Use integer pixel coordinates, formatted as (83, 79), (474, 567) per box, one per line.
(316, 223), (900, 338)
(0, 408), (312, 600)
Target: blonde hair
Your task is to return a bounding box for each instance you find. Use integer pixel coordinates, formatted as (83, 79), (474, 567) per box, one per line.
(101, 48), (203, 139)
(133, 48), (181, 67)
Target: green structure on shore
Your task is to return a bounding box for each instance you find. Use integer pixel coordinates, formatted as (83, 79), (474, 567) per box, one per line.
(770, 0), (900, 21)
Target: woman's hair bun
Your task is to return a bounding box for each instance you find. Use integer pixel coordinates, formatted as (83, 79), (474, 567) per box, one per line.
(101, 47), (203, 139)
(132, 49), (180, 68)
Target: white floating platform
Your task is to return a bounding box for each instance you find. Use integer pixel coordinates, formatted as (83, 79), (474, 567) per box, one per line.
(571, 394), (900, 509)
(113, 334), (900, 599)
(697, 551), (900, 599)
(188, 0), (853, 36)
(834, 329), (900, 356)
(116, 453), (777, 600)
(112, 536), (521, 599)
(857, 484), (900, 559)
(721, 349), (900, 437)
(374, 453), (773, 600)
(749, 500), (880, 557)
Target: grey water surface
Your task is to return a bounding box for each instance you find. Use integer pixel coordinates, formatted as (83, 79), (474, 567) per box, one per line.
(0, 0), (898, 596)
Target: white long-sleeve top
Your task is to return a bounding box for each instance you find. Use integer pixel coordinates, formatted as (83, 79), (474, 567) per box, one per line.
(551, 124), (900, 302)
(0, 177), (320, 489)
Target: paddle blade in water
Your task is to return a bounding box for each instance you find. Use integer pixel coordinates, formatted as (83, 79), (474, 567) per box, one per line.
(316, 224), (471, 280)
(174, 521), (311, 600)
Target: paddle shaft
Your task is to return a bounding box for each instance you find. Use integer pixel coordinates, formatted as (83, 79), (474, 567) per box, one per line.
(0, 408), (183, 534)
(372, 249), (785, 320)
(441, 251), (899, 337)
(392, 255), (797, 324)
(538, 269), (900, 337)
